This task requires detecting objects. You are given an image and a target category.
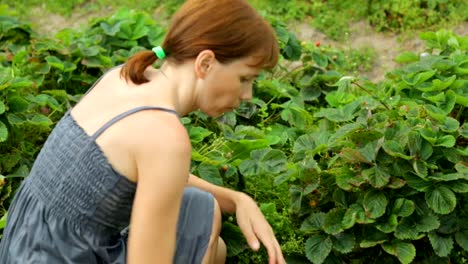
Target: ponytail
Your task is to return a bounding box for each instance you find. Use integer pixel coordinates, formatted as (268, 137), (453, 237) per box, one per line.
(120, 50), (158, 84)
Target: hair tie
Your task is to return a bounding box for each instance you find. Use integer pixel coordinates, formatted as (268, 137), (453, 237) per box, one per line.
(152, 46), (166, 59)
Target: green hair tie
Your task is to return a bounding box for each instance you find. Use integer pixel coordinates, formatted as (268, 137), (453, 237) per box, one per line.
(152, 46), (166, 59)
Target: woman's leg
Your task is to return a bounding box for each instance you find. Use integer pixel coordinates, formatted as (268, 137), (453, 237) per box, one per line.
(201, 199), (226, 264)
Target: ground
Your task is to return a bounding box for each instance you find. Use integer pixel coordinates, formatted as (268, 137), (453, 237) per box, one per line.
(29, 6), (468, 83)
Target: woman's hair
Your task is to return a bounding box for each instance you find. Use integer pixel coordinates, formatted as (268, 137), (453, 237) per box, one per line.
(120, 0), (279, 84)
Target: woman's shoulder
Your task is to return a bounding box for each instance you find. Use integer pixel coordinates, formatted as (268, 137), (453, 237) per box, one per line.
(126, 110), (190, 154)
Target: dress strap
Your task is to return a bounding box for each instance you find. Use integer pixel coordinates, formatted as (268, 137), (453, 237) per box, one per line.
(91, 106), (179, 140)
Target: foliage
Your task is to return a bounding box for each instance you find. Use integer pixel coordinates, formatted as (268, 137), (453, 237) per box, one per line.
(1, 5), (468, 264)
(367, 0), (467, 32)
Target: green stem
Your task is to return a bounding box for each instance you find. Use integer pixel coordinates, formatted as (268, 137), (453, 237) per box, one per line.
(351, 81), (390, 110)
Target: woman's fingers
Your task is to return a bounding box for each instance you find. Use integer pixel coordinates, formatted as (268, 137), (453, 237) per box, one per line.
(237, 216), (260, 251)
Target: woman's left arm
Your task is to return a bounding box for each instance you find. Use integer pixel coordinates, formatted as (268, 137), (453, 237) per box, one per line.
(187, 174), (286, 264)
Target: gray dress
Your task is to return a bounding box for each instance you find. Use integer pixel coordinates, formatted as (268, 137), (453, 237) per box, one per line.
(0, 80), (214, 263)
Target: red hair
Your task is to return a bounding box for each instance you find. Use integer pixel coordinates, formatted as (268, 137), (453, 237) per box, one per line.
(120, 0), (279, 84)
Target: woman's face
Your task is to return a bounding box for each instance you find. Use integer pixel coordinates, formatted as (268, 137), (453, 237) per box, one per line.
(197, 55), (261, 117)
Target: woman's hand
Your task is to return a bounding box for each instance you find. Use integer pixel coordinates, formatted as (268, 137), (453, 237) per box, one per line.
(234, 193), (286, 264)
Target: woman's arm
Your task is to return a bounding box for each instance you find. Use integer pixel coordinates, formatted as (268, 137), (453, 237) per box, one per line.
(188, 173), (286, 264)
(187, 173), (241, 213)
(127, 113), (192, 264)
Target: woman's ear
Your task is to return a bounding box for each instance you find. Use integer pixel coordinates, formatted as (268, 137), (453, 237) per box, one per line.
(194, 50), (216, 79)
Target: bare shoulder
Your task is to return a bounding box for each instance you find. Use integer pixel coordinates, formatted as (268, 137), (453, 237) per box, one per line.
(130, 110), (190, 153)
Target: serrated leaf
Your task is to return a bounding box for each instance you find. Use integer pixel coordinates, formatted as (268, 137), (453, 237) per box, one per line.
(305, 235), (333, 264)
(428, 232), (453, 257)
(416, 213), (440, 233)
(340, 147), (371, 164)
(382, 241), (416, 264)
(342, 206), (357, 230)
(323, 209), (345, 235)
(332, 233), (355, 253)
(429, 172), (468, 181)
(301, 213), (326, 232)
(435, 135), (456, 148)
(383, 140), (412, 160)
(393, 198), (415, 217)
(439, 117), (459, 133)
(360, 230), (388, 248)
(362, 166), (390, 188)
(447, 181), (468, 193)
(425, 186), (456, 215)
(239, 148), (287, 176)
(404, 174), (432, 192)
(363, 190), (388, 219)
(376, 214), (398, 233)
(455, 229), (468, 251)
(455, 162), (468, 173)
(197, 163), (223, 186)
(413, 160), (428, 178)
(395, 218), (420, 240)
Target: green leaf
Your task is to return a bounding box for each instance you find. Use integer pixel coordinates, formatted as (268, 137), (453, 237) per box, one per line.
(404, 174), (432, 192)
(395, 218), (420, 240)
(413, 160), (428, 178)
(340, 148), (371, 164)
(29, 114), (52, 127)
(395, 52), (419, 63)
(8, 96), (29, 113)
(383, 140), (412, 160)
(0, 100), (5, 114)
(323, 209), (345, 235)
(446, 181), (468, 193)
(301, 213), (325, 232)
(416, 213), (440, 233)
(363, 190), (388, 219)
(428, 232), (453, 257)
(239, 148), (287, 176)
(0, 212), (7, 229)
(45, 55), (64, 71)
(289, 185), (303, 214)
(435, 135), (456, 148)
(341, 206), (357, 230)
(188, 126), (213, 144)
(332, 233), (355, 254)
(439, 117), (459, 133)
(376, 214), (398, 233)
(0, 121), (7, 142)
(425, 186), (456, 215)
(360, 230), (388, 248)
(362, 166), (390, 189)
(392, 198), (415, 217)
(455, 162), (468, 173)
(305, 234), (333, 264)
(455, 229), (468, 251)
(429, 172), (468, 181)
(221, 222), (248, 256)
(197, 163), (223, 186)
(382, 241), (416, 264)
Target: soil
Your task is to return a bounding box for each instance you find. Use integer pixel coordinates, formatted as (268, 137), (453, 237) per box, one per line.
(29, 7), (467, 83)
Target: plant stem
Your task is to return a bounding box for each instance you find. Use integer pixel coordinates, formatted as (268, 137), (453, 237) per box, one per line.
(351, 81), (390, 110)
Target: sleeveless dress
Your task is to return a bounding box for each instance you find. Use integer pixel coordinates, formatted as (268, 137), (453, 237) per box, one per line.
(0, 73), (214, 263)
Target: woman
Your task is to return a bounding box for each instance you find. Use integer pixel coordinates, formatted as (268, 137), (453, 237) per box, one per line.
(0, 0), (284, 263)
